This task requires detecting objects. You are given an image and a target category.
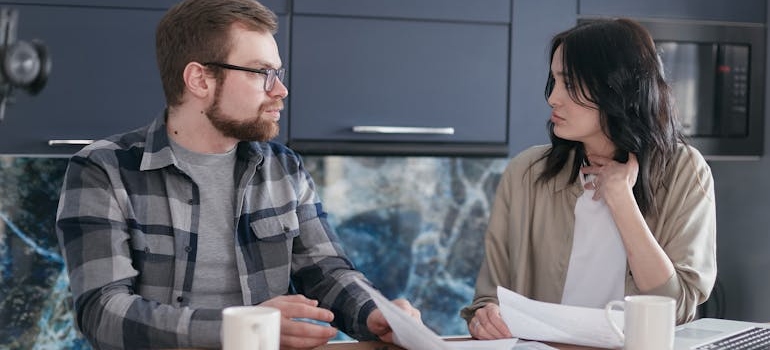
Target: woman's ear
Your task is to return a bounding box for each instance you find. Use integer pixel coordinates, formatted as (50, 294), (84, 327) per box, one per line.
(182, 62), (214, 99)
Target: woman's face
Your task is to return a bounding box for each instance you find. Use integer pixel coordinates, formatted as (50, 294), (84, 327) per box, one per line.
(547, 45), (611, 150)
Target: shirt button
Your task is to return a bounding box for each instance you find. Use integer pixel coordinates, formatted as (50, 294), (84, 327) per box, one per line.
(144, 247), (150, 254)
(184, 246), (192, 253)
(187, 199), (194, 205)
(283, 225), (290, 232)
(177, 296), (184, 302)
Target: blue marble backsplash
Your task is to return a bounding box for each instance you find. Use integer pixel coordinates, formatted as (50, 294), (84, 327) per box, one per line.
(0, 155), (508, 348)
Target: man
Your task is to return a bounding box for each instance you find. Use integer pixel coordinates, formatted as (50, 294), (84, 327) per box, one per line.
(55, 0), (420, 348)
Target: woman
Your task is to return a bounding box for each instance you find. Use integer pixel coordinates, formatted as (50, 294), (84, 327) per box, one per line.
(461, 18), (716, 340)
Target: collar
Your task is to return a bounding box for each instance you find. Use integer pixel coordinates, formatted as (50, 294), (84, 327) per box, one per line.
(551, 149), (584, 198)
(139, 109), (264, 171)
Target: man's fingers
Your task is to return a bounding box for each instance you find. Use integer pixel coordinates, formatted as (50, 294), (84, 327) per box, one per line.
(280, 319), (337, 349)
(280, 333), (333, 350)
(281, 318), (337, 338)
(392, 299), (421, 319)
(260, 295), (334, 322)
(262, 294), (318, 308)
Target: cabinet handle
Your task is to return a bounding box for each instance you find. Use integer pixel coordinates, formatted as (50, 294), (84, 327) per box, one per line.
(48, 139), (94, 146)
(352, 126), (455, 135)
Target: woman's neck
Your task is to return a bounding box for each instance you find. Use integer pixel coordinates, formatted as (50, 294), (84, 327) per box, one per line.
(583, 140), (616, 159)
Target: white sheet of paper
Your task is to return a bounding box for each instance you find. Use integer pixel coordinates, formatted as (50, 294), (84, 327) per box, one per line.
(448, 339), (525, 350)
(354, 279), (520, 350)
(497, 286), (624, 349)
(512, 341), (560, 350)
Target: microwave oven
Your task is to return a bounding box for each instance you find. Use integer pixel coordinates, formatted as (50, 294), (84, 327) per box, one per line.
(580, 18), (766, 160)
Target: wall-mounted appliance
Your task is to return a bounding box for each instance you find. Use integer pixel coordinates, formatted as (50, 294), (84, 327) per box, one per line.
(641, 19), (765, 160)
(580, 17), (766, 160)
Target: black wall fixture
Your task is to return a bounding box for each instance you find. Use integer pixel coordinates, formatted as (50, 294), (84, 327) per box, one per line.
(0, 8), (51, 122)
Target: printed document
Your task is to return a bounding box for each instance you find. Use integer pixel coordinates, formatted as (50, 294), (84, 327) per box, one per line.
(354, 279), (520, 349)
(497, 286), (624, 349)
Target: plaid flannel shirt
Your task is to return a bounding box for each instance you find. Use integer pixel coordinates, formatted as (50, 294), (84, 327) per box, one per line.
(56, 113), (377, 349)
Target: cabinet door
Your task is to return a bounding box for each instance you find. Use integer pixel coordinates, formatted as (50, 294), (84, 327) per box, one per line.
(289, 0), (510, 155)
(578, 0), (765, 23)
(0, 4), (166, 155)
(0, 1), (289, 155)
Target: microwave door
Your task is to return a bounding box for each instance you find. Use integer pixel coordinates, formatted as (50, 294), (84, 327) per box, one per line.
(658, 42), (718, 137)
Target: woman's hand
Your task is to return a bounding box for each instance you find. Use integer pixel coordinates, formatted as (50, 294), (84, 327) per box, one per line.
(582, 152), (639, 202)
(468, 303), (512, 340)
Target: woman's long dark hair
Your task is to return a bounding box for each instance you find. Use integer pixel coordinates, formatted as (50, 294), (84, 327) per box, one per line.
(539, 18), (684, 216)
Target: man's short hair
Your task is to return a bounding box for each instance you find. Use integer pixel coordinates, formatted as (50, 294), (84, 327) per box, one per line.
(156, 0), (277, 106)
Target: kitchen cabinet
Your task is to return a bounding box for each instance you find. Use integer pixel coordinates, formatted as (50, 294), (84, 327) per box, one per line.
(578, 0), (765, 23)
(507, 0), (576, 157)
(288, 0), (512, 156)
(0, 0), (289, 155)
(0, 2), (169, 155)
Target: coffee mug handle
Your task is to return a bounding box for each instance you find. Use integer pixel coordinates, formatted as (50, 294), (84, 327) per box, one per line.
(605, 300), (625, 342)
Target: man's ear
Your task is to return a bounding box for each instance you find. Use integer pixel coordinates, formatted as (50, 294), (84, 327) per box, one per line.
(183, 62), (214, 99)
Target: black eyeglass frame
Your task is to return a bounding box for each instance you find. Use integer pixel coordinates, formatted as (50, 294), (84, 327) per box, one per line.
(203, 62), (286, 92)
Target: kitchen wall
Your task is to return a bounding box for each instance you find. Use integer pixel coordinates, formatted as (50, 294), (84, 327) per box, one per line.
(710, 7), (770, 322)
(708, 6), (770, 320)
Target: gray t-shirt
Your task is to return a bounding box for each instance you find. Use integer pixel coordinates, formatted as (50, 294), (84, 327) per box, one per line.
(170, 139), (242, 308)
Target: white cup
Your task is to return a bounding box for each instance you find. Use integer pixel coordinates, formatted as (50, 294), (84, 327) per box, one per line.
(605, 295), (675, 350)
(222, 306), (281, 350)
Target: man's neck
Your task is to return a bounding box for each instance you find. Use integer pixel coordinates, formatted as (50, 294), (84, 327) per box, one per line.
(166, 105), (238, 154)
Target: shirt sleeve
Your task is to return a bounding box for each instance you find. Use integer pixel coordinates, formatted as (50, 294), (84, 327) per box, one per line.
(56, 153), (221, 349)
(631, 145), (717, 324)
(283, 154), (379, 341)
(460, 157), (522, 322)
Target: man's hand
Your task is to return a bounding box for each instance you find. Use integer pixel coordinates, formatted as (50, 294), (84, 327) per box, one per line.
(366, 299), (421, 343)
(259, 295), (337, 350)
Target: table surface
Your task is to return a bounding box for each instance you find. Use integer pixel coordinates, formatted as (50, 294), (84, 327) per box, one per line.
(175, 337), (611, 350)
(312, 339), (611, 350)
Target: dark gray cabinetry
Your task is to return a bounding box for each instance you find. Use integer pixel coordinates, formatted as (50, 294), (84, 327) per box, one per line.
(262, 0), (290, 145)
(0, 0), (289, 155)
(508, 0), (576, 157)
(288, 0), (512, 156)
(579, 0), (765, 23)
(0, 2), (169, 155)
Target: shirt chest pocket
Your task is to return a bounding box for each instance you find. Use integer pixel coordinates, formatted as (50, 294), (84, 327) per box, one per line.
(249, 213), (300, 242)
(247, 214), (300, 296)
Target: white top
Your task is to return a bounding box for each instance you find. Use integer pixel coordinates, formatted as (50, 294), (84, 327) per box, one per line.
(561, 174), (627, 308)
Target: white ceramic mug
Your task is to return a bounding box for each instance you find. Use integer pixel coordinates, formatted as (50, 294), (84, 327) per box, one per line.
(605, 295), (675, 350)
(222, 305), (281, 350)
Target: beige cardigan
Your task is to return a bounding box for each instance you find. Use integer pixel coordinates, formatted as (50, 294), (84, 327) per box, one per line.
(460, 144), (717, 325)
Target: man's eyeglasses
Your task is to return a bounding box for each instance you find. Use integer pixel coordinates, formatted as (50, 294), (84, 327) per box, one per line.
(203, 62), (286, 92)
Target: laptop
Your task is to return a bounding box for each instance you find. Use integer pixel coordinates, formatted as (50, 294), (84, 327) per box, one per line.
(674, 318), (770, 349)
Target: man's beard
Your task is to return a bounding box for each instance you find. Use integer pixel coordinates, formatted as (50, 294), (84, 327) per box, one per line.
(205, 86), (280, 142)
